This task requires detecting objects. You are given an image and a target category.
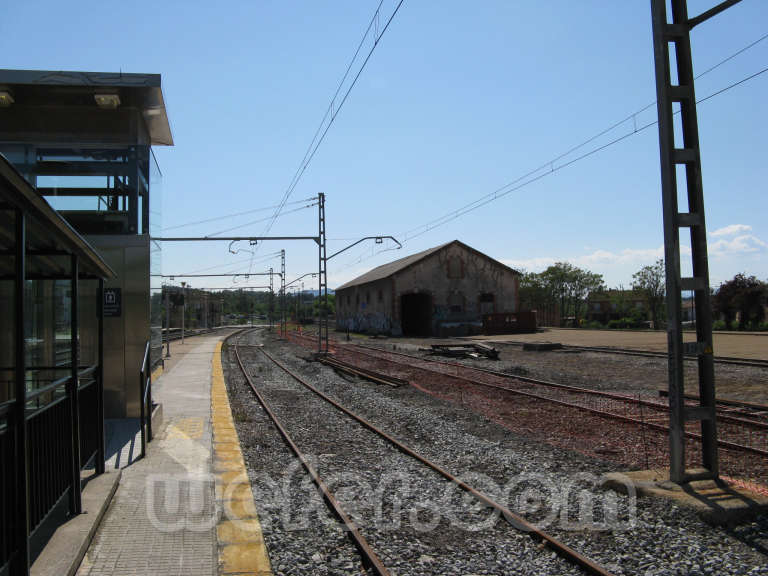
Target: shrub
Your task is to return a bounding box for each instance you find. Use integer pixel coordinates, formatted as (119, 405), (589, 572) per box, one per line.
(712, 320), (726, 331)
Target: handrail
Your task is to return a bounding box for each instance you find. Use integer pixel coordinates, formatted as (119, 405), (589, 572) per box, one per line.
(139, 339), (153, 458)
(26, 375), (69, 402)
(141, 340), (151, 375)
(24, 365), (99, 403)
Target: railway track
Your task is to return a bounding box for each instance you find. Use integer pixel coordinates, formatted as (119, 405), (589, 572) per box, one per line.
(336, 344), (768, 458)
(280, 330), (768, 484)
(229, 329), (615, 576)
(500, 340), (768, 369)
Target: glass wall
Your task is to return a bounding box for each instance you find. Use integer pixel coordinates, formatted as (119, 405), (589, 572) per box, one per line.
(0, 144), (150, 236)
(149, 149), (163, 367)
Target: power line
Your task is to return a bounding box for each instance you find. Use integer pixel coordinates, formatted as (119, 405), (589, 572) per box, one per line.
(331, 62), (768, 275)
(207, 201), (317, 237)
(178, 251), (282, 275)
(259, 0), (406, 240)
(159, 197), (316, 232)
(397, 57), (768, 244)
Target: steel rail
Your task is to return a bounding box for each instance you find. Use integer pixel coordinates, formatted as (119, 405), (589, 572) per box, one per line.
(318, 356), (406, 387)
(230, 335), (391, 576)
(340, 345), (768, 458)
(350, 344), (768, 429)
(253, 338), (615, 576)
(495, 340), (768, 369)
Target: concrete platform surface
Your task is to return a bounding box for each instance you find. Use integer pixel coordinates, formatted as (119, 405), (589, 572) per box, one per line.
(604, 468), (768, 526)
(76, 334), (226, 576)
(31, 469), (121, 576)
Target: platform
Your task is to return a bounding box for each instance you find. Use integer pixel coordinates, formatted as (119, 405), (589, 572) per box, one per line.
(604, 468), (768, 526)
(74, 331), (270, 576)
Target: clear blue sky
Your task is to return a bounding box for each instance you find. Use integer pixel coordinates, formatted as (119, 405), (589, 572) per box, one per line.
(2, 0), (766, 291)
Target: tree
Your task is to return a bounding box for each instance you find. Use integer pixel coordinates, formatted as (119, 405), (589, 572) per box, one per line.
(632, 259), (665, 329)
(569, 268), (605, 323)
(520, 263), (604, 326)
(713, 274), (767, 330)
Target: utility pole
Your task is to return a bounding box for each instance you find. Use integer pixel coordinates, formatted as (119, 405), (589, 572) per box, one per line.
(281, 249), (286, 338)
(164, 284), (171, 358)
(650, 0), (740, 483)
(269, 268), (274, 330)
(180, 281), (186, 344)
(317, 192), (328, 353)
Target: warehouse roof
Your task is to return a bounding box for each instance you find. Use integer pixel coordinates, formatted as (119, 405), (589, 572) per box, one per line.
(335, 240), (519, 291)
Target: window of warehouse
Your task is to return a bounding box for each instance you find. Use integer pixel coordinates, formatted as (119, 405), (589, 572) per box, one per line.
(447, 256), (464, 279)
(449, 292), (464, 313)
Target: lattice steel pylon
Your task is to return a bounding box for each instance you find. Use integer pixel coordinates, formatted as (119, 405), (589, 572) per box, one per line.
(280, 249), (286, 337)
(269, 267), (274, 329)
(649, 0), (739, 483)
(317, 192), (329, 353)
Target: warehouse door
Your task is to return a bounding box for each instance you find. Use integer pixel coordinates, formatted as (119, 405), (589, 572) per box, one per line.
(401, 293), (432, 337)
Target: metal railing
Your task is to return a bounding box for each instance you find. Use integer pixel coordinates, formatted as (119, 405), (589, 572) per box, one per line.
(1, 364), (103, 576)
(139, 340), (153, 459)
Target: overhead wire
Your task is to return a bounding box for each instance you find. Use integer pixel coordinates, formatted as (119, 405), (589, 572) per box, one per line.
(392, 32), (768, 245)
(175, 250), (282, 276)
(159, 197), (316, 232)
(258, 0), (406, 241)
(207, 200), (318, 237)
(331, 59), (768, 276)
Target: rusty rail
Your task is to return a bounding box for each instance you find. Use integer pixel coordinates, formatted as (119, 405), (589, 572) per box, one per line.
(342, 345), (768, 458)
(246, 335), (615, 576)
(231, 333), (391, 576)
(318, 355), (406, 387)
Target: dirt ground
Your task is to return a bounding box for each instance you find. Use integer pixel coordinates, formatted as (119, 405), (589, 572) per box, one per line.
(342, 331), (768, 405)
(465, 327), (768, 361)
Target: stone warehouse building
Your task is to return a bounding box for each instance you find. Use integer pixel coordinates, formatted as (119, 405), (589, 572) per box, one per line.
(335, 240), (520, 337)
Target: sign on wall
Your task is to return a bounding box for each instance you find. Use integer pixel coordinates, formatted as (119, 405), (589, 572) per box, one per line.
(104, 287), (122, 317)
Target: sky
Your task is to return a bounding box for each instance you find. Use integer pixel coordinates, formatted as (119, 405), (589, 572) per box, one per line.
(1, 0), (766, 291)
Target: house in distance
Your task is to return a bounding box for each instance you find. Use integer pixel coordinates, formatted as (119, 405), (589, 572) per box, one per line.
(335, 240), (521, 337)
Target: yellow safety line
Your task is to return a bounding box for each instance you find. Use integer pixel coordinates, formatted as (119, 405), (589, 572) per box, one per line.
(212, 342), (272, 576)
(150, 364), (164, 382)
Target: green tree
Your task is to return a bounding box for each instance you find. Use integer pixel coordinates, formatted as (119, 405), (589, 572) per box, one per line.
(713, 274), (767, 330)
(521, 263), (604, 326)
(632, 259), (665, 329)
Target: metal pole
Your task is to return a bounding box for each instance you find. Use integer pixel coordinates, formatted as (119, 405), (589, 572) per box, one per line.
(269, 268), (274, 330)
(96, 278), (105, 475)
(281, 249), (286, 337)
(650, 0), (719, 482)
(181, 282), (186, 344)
(14, 209), (30, 576)
(164, 286), (171, 358)
(69, 254), (82, 514)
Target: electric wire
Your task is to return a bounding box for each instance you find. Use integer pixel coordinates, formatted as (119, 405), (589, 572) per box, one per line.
(331, 61), (768, 276)
(207, 201), (318, 237)
(397, 62), (768, 244)
(159, 197), (316, 231)
(259, 0), (406, 241)
(174, 251), (282, 276)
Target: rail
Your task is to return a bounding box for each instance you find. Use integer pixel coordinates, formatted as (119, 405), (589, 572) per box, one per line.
(139, 340), (153, 459)
(234, 330), (614, 576)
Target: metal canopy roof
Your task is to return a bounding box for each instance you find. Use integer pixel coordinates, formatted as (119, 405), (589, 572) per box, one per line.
(0, 153), (115, 279)
(0, 69), (173, 146)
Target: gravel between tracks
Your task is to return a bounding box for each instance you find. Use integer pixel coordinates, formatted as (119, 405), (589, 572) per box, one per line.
(224, 329), (768, 576)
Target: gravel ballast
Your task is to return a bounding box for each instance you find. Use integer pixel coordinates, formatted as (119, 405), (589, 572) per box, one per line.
(223, 329), (768, 576)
